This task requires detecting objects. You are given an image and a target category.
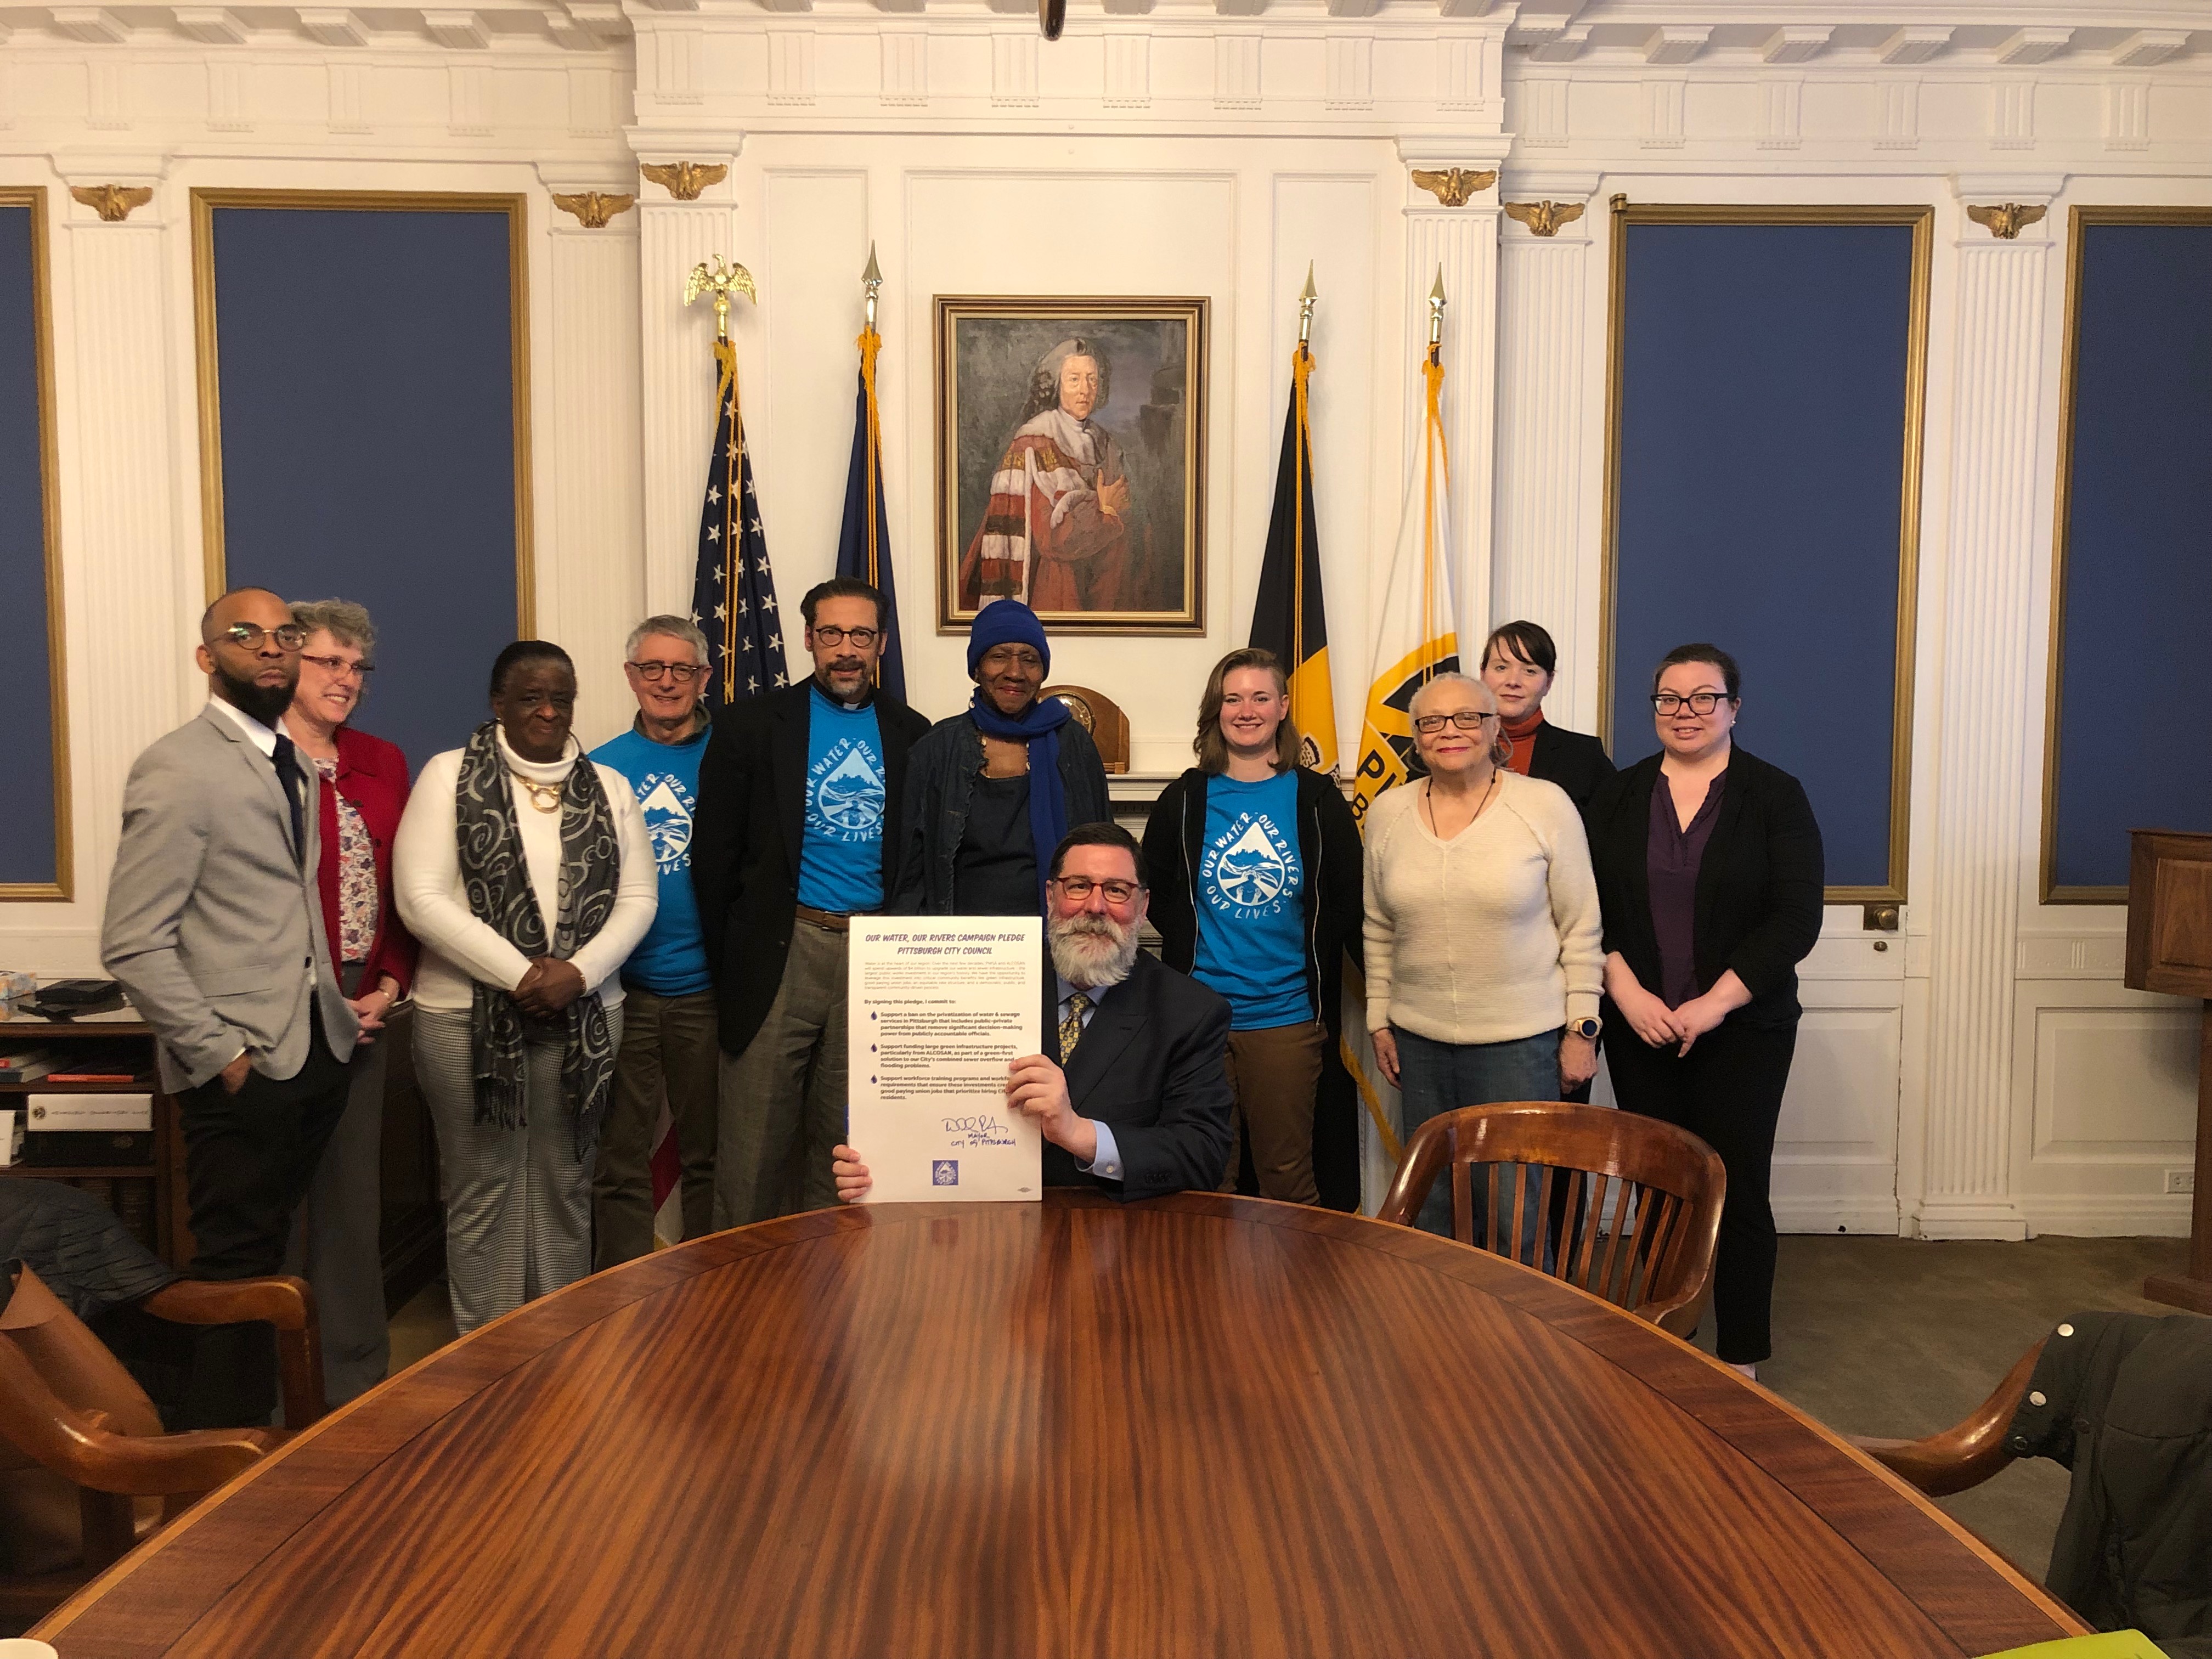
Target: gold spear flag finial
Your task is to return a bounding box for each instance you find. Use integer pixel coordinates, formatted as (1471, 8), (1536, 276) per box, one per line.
(1297, 261), (1318, 349)
(862, 242), (883, 334)
(1427, 264), (1447, 355)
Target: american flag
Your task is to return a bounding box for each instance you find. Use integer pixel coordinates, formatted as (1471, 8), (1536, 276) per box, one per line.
(691, 338), (788, 704)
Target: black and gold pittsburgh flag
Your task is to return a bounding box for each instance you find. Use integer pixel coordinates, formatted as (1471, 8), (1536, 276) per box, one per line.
(1248, 341), (1339, 771)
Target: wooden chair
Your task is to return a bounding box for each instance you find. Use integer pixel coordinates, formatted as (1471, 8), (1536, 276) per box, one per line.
(1848, 1336), (2046, 1497)
(1376, 1103), (1726, 1338)
(1041, 684), (1130, 773)
(0, 1273), (322, 1621)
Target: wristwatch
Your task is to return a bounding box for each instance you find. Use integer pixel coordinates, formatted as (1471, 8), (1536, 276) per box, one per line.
(1568, 1017), (1602, 1040)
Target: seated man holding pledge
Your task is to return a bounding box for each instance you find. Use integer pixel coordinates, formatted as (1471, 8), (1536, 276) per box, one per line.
(834, 823), (1232, 1201)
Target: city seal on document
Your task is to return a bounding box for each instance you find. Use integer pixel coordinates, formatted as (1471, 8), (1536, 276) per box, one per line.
(932, 1160), (960, 1187)
(807, 738), (887, 842)
(1200, 811), (1298, 921)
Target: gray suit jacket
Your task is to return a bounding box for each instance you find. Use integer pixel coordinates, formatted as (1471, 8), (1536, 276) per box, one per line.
(100, 702), (360, 1092)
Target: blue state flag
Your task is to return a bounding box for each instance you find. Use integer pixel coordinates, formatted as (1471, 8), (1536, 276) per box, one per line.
(833, 325), (906, 702)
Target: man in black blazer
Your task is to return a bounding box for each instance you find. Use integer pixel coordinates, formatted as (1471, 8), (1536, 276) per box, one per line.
(691, 578), (933, 1224)
(834, 823), (1233, 1203)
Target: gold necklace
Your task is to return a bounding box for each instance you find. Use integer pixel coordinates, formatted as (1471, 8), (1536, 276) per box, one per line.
(1422, 769), (1497, 837)
(509, 773), (562, 814)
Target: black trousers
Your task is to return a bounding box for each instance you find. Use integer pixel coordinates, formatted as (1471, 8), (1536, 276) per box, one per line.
(176, 1007), (351, 1426)
(1600, 1010), (1797, 1365)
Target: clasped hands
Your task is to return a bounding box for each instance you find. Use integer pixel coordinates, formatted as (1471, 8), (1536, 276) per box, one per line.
(834, 1052), (1094, 1203)
(1613, 982), (1731, 1057)
(511, 956), (586, 1018)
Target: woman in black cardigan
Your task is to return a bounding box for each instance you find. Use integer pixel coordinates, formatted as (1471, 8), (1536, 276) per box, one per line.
(1586, 643), (1824, 1376)
(1481, 619), (1615, 817)
(1143, 648), (1362, 1207)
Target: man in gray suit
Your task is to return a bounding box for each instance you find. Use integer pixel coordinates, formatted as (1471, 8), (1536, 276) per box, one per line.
(101, 586), (362, 1425)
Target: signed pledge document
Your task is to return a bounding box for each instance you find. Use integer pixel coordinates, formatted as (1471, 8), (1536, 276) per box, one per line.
(848, 917), (1044, 1203)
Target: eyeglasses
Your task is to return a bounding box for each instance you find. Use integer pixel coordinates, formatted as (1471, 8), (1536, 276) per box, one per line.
(809, 625), (880, 648)
(1412, 710), (1496, 734)
(628, 661), (707, 683)
(214, 623), (307, 652)
(301, 653), (374, 682)
(1651, 692), (1730, 716)
(1051, 876), (1143, 905)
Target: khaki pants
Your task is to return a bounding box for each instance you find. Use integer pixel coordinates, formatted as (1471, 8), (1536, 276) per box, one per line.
(1217, 1019), (1325, 1206)
(592, 984), (720, 1268)
(713, 919), (849, 1227)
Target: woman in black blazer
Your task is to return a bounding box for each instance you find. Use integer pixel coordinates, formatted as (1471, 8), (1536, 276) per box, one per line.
(1585, 644), (1823, 1377)
(1481, 620), (1615, 817)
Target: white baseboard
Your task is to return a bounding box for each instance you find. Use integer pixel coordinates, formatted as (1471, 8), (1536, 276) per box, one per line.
(1911, 1198), (2033, 1242)
(2017, 1195), (2193, 1238)
(1774, 1197), (1903, 1235)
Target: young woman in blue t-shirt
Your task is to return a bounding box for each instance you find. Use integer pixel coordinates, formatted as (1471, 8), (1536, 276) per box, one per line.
(1142, 648), (1362, 1205)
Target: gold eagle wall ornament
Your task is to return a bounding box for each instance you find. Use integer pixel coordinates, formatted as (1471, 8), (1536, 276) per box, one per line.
(1410, 167), (1498, 208)
(1503, 200), (1585, 238)
(70, 183), (154, 222)
(550, 191), (635, 229)
(639, 161), (729, 202)
(1966, 202), (2047, 240)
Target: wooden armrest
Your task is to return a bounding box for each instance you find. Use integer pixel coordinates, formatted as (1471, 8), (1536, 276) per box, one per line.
(0, 1339), (273, 1497)
(1848, 1336), (2046, 1497)
(143, 1276), (312, 1331)
(142, 1276), (326, 1429)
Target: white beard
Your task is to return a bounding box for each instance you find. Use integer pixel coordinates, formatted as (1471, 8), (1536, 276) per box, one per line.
(1048, 912), (1138, 989)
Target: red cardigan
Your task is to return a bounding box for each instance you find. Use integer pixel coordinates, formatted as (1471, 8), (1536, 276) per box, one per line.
(313, 724), (419, 996)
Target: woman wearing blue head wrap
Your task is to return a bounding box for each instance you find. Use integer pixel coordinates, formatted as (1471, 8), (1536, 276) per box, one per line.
(890, 600), (1112, 916)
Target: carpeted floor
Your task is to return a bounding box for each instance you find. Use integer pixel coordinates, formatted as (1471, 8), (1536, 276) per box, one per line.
(388, 1232), (2194, 1592)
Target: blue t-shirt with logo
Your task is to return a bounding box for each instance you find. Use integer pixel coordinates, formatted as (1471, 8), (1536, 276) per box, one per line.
(1193, 770), (1311, 1030)
(590, 723), (713, 997)
(798, 685), (888, 913)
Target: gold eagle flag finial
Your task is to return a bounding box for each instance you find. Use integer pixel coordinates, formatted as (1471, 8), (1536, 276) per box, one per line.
(640, 160), (729, 202)
(1965, 202), (2047, 240)
(1410, 167), (1498, 208)
(70, 183), (154, 223)
(1503, 200), (1586, 239)
(685, 256), (758, 342)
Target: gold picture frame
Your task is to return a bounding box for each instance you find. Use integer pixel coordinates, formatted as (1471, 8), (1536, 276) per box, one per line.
(2040, 205), (2212, 905)
(935, 295), (1207, 635)
(1599, 200), (1932, 906)
(0, 185), (71, 901)
(190, 189), (534, 631)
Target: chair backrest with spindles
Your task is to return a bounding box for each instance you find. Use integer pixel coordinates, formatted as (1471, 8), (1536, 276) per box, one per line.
(1375, 1103), (1726, 1338)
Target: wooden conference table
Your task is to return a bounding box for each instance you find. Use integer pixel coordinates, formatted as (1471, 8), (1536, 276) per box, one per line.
(38, 1193), (2081, 1658)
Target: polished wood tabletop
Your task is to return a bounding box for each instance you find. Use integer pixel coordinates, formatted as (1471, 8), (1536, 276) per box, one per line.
(38, 1193), (2080, 1658)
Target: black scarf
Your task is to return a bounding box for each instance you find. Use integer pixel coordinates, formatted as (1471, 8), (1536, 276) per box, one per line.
(453, 721), (619, 1156)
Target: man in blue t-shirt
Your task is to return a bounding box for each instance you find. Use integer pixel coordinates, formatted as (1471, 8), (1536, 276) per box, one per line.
(690, 578), (933, 1224)
(589, 615), (719, 1265)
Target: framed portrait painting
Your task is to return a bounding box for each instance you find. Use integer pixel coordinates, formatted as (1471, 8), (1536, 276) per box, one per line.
(935, 295), (1207, 634)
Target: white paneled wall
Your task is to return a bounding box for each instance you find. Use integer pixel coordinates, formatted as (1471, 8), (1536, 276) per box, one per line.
(2, 0), (2207, 1237)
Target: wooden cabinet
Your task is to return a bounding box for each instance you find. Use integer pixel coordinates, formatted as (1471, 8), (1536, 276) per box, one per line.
(2125, 829), (2212, 1312)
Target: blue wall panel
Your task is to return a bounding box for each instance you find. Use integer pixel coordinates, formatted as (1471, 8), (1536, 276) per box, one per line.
(209, 204), (520, 777)
(0, 201), (58, 889)
(1609, 220), (1921, 894)
(2049, 221), (2212, 893)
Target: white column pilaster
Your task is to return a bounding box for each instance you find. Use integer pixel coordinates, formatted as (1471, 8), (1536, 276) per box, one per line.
(633, 151), (740, 614)
(541, 179), (646, 747)
(1916, 183), (2061, 1239)
(1492, 171), (1600, 729)
(1396, 150), (1503, 659)
(55, 170), (187, 952)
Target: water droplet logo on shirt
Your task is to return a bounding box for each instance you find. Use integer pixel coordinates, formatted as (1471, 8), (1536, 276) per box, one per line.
(636, 773), (695, 874)
(1203, 814), (1295, 919)
(810, 740), (886, 841)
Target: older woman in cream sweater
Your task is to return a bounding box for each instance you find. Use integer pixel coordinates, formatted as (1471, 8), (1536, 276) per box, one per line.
(1365, 672), (1603, 1240)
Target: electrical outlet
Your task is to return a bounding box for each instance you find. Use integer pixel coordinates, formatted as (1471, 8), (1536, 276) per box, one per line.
(2166, 1169), (2196, 1195)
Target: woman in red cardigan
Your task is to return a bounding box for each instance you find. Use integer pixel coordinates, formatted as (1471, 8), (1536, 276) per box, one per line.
(282, 597), (419, 1404)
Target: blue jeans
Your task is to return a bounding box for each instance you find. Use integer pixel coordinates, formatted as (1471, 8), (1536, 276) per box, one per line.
(1394, 1026), (1562, 1255)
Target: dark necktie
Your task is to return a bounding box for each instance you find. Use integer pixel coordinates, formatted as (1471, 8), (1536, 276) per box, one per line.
(1058, 992), (1091, 1066)
(270, 733), (307, 865)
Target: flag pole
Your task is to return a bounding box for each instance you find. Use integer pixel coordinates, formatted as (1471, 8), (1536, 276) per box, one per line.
(859, 245), (884, 595)
(1421, 265), (1447, 682)
(1293, 262), (1317, 769)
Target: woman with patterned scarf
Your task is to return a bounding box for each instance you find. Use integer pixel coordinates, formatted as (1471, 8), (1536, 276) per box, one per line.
(394, 641), (658, 1332)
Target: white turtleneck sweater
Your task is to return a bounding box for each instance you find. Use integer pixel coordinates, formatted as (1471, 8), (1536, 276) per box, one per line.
(394, 731), (658, 1014)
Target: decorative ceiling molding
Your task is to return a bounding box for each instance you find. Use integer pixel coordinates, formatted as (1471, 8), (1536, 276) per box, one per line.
(49, 6), (127, 43)
(172, 7), (246, 44)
